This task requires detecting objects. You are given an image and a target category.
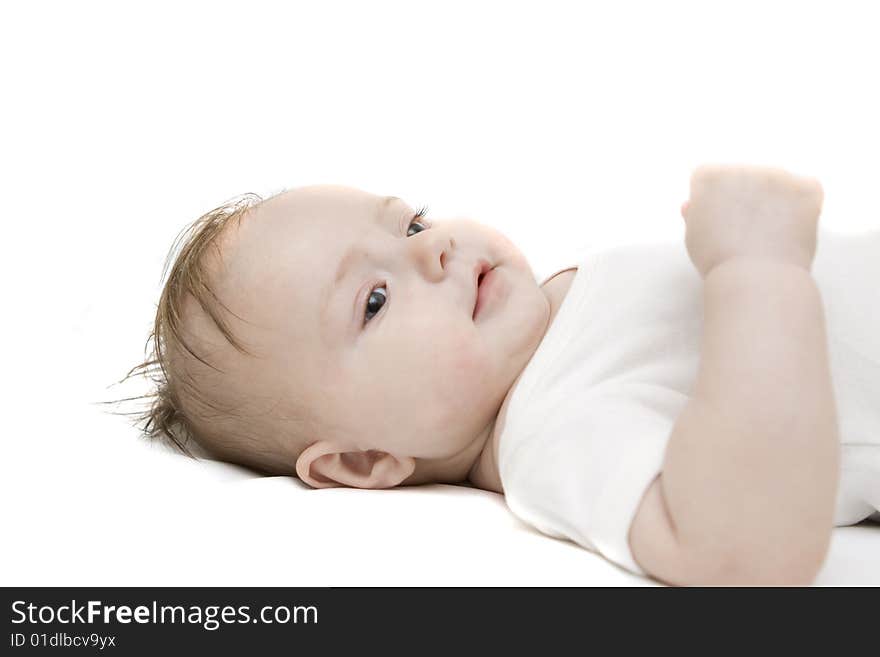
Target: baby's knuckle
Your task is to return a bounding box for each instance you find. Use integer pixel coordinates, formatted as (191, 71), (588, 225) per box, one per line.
(691, 164), (724, 187)
(801, 178), (824, 201)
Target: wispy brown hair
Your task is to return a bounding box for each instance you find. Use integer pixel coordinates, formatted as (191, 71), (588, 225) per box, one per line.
(106, 191), (308, 475)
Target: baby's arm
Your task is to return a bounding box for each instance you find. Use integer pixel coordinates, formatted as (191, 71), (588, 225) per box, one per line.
(631, 166), (840, 585)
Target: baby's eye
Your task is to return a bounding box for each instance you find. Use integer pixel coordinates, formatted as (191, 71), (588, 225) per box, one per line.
(405, 207), (430, 237)
(363, 210), (430, 325)
(364, 285), (388, 323)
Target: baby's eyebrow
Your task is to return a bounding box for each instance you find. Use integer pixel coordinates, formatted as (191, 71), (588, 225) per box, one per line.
(331, 196), (400, 287)
(319, 195), (402, 338)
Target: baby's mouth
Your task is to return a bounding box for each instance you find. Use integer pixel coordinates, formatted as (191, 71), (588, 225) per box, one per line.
(473, 261), (494, 320)
(474, 274), (485, 318)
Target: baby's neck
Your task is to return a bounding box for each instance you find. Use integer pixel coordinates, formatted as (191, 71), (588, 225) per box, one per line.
(401, 421), (496, 487)
(467, 418), (504, 493)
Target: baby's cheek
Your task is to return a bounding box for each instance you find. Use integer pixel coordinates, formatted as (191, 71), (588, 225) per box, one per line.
(438, 331), (493, 398)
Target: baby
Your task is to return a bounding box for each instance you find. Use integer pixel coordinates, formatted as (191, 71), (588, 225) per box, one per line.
(126, 165), (880, 586)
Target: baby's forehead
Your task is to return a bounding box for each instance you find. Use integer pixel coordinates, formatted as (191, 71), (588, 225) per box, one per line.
(239, 183), (407, 266)
(258, 184), (381, 226)
(222, 185), (370, 259)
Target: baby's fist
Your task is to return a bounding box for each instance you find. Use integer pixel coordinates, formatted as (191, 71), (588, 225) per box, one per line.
(681, 164), (824, 277)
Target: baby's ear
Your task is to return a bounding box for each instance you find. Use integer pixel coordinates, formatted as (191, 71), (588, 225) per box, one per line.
(295, 441), (415, 490)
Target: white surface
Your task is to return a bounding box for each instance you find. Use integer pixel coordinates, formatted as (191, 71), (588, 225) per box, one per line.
(2, 0), (880, 586)
(3, 434), (877, 586)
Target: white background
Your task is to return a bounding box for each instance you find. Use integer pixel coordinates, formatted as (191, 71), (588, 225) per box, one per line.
(2, 0), (878, 585)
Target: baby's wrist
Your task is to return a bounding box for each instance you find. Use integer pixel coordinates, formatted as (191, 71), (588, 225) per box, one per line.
(704, 251), (814, 278)
(703, 255), (812, 280)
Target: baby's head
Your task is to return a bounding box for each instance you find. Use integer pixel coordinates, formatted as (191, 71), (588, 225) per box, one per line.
(130, 185), (553, 488)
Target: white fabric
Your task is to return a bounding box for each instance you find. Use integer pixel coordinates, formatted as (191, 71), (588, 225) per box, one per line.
(7, 444), (878, 585)
(499, 229), (880, 576)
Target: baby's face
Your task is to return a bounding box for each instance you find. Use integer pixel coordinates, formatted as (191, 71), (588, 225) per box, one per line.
(219, 184), (551, 466)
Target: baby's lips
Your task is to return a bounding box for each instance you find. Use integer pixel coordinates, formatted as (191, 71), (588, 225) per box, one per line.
(681, 200), (690, 219)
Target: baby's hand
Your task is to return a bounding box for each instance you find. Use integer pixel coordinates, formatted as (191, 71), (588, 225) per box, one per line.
(681, 164), (824, 277)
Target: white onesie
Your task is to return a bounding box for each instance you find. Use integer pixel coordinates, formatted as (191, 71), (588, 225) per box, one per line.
(498, 229), (880, 576)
